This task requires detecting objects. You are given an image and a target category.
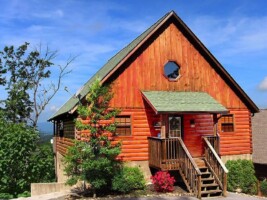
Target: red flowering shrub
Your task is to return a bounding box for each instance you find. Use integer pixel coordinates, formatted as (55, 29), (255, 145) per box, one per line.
(151, 171), (175, 193)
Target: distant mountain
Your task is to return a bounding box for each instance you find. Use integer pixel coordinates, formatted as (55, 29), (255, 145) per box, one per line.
(37, 121), (53, 135)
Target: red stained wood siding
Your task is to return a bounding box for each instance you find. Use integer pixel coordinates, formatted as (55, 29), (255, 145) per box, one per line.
(63, 21), (253, 161)
(106, 22), (252, 160)
(183, 114), (214, 157)
(109, 23), (246, 110)
(219, 109), (252, 155)
(113, 108), (159, 161)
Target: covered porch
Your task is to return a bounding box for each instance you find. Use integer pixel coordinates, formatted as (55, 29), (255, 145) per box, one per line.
(142, 91), (229, 198)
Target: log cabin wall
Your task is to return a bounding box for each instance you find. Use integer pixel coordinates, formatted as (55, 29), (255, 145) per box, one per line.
(105, 20), (252, 160)
(219, 109), (252, 156)
(55, 119), (75, 155)
(112, 107), (159, 161)
(183, 114), (214, 157)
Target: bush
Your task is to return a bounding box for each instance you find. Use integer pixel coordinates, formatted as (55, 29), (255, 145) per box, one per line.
(64, 140), (122, 195)
(225, 159), (257, 194)
(0, 112), (38, 196)
(17, 191), (31, 198)
(151, 171), (175, 193)
(0, 193), (14, 199)
(112, 166), (146, 193)
(30, 142), (56, 183)
(261, 180), (267, 196)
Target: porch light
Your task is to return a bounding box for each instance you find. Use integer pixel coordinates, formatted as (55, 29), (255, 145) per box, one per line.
(190, 119), (195, 128)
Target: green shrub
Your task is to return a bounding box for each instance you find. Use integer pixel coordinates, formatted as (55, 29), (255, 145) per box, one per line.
(226, 159), (257, 194)
(260, 180), (267, 196)
(64, 140), (122, 195)
(112, 166), (146, 193)
(0, 112), (38, 196)
(0, 193), (14, 199)
(17, 191), (31, 198)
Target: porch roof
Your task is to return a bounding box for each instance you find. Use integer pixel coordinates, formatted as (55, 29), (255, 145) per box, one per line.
(142, 91), (228, 114)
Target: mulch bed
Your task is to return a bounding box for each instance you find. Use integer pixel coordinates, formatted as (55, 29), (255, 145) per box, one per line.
(66, 184), (193, 200)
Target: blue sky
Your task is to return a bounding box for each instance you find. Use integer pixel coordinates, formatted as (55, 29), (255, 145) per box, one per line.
(1, 0), (267, 124)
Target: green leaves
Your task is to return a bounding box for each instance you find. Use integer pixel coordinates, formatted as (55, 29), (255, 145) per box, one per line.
(0, 42), (71, 127)
(226, 159), (257, 194)
(112, 166), (146, 194)
(0, 112), (38, 195)
(0, 112), (55, 197)
(65, 79), (122, 196)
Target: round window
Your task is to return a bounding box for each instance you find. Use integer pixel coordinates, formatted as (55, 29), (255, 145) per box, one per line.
(164, 61), (180, 81)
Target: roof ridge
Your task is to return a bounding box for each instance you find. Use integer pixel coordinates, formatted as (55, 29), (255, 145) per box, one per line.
(49, 11), (172, 120)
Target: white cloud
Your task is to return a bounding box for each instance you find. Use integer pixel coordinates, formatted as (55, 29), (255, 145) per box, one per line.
(190, 15), (267, 56)
(50, 105), (59, 112)
(259, 77), (267, 91)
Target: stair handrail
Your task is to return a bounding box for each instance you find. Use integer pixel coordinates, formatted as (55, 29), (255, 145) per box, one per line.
(177, 138), (202, 198)
(203, 137), (228, 196)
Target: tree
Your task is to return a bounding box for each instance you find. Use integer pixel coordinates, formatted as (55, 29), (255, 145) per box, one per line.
(64, 79), (121, 197)
(0, 42), (72, 198)
(0, 42), (73, 127)
(30, 142), (56, 183)
(0, 111), (38, 196)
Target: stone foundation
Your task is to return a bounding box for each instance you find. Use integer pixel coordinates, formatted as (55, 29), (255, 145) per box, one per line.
(56, 152), (68, 183)
(31, 182), (70, 196)
(221, 154), (252, 164)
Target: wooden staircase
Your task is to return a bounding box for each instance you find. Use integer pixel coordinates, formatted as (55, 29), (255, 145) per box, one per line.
(194, 158), (223, 198)
(148, 136), (228, 199)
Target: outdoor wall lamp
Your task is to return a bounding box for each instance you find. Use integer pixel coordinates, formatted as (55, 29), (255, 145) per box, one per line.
(190, 119), (195, 128)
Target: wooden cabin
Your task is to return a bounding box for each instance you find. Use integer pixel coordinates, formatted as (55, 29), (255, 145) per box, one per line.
(49, 11), (259, 198)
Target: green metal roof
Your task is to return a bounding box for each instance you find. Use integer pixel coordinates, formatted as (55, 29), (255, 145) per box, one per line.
(49, 12), (171, 120)
(142, 91), (228, 114)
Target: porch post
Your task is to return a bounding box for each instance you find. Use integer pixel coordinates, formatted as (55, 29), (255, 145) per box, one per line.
(161, 114), (166, 139)
(213, 114), (218, 136)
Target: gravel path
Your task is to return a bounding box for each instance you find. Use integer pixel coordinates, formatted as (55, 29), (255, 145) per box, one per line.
(13, 192), (267, 200)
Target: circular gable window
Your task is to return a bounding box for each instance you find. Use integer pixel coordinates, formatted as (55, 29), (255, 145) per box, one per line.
(164, 61), (180, 81)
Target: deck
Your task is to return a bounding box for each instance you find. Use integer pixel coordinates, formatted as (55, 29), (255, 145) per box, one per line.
(148, 136), (227, 198)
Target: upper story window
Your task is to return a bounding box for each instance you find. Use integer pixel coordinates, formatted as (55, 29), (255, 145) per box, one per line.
(220, 114), (234, 132)
(164, 61), (180, 81)
(115, 115), (131, 136)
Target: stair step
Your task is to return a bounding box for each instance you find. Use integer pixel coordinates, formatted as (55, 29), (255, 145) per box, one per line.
(201, 183), (219, 187)
(201, 189), (222, 195)
(201, 177), (215, 181)
(201, 171), (211, 175)
(194, 158), (206, 168)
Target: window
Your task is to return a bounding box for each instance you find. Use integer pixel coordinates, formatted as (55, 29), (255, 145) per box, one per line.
(220, 114), (234, 132)
(115, 115), (131, 136)
(164, 61), (180, 81)
(64, 120), (75, 139)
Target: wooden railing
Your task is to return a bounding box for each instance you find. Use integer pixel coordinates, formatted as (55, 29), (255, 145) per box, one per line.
(205, 135), (220, 155)
(148, 137), (201, 198)
(203, 137), (228, 196)
(176, 138), (202, 198)
(148, 137), (179, 170)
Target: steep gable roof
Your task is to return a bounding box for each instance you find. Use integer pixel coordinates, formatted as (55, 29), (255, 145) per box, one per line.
(49, 11), (258, 120)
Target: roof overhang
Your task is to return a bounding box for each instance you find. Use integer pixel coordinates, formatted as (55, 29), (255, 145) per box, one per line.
(142, 91), (228, 115)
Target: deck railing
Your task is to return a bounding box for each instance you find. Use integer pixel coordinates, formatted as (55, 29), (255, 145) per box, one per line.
(148, 137), (201, 198)
(148, 137), (179, 170)
(176, 137), (202, 198)
(203, 137), (228, 196)
(205, 135), (220, 155)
